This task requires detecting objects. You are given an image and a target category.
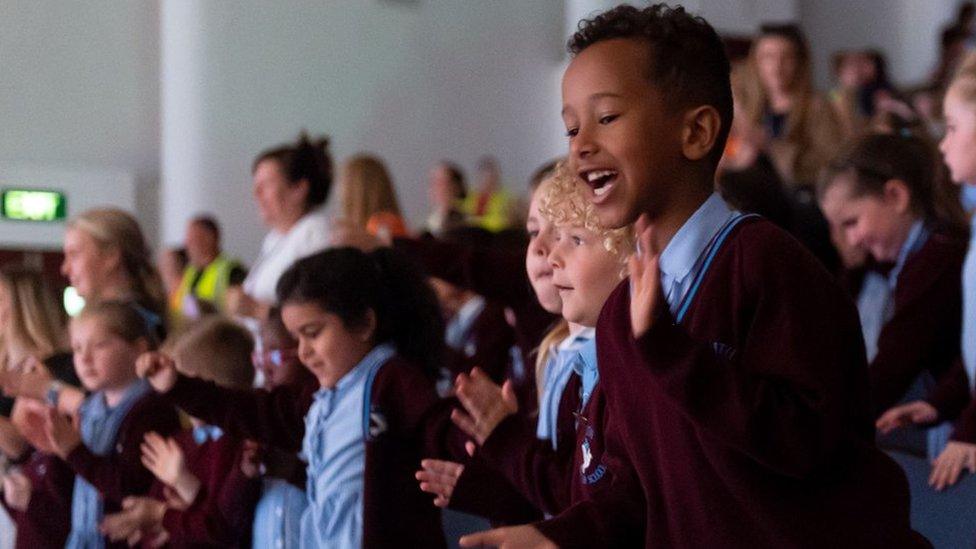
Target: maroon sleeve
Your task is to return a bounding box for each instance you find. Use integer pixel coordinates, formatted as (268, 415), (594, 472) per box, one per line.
(4, 452), (73, 548)
(362, 360), (449, 547)
(870, 236), (965, 416)
(630, 228), (871, 479)
(926, 359), (972, 422)
(64, 395), (182, 504)
(478, 415), (572, 516)
(448, 456), (542, 525)
(164, 374), (314, 452)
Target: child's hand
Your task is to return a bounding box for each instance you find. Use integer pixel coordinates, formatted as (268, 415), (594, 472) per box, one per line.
(0, 360), (52, 400)
(240, 439), (262, 479)
(141, 432), (202, 504)
(459, 524), (557, 549)
(628, 215), (661, 338)
(2, 470), (32, 511)
(451, 368), (518, 445)
(875, 401), (938, 434)
(42, 407), (81, 459)
(929, 441), (976, 491)
(100, 496), (167, 543)
(416, 459), (465, 508)
(136, 352), (178, 393)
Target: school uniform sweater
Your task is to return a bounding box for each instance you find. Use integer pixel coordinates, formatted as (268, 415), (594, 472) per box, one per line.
(145, 428), (260, 548)
(1, 450), (74, 549)
(442, 297), (517, 385)
(395, 237), (559, 411)
(163, 352), (460, 548)
(864, 229), (967, 416)
(535, 216), (926, 548)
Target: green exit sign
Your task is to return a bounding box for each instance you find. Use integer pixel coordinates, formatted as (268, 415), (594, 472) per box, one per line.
(1, 189), (67, 221)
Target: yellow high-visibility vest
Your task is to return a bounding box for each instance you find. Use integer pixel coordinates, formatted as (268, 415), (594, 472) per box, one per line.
(174, 255), (239, 314)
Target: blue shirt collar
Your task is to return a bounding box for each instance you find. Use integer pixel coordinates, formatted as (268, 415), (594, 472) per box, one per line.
(313, 343), (396, 400)
(572, 338), (598, 378)
(888, 220), (928, 289)
(659, 193), (734, 284)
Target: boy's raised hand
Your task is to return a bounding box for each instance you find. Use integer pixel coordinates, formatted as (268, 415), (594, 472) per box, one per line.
(875, 401), (938, 434)
(416, 459), (465, 508)
(136, 352), (178, 393)
(629, 215), (661, 338)
(451, 368), (518, 445)
(42, 406), (81, 459)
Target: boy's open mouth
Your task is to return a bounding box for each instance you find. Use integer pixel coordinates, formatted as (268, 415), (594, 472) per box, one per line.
(580, 169), (619, 198)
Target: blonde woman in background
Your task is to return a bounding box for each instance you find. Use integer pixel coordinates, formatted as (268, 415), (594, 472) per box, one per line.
(61, 208), (167, 339)
(0, 266), (74, 460)
(338, 154), (409, 238)
(739, 23), (847, 190)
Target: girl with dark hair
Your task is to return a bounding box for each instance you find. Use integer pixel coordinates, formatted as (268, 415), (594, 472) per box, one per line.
(819, 134), (968, 431)
(233, 132), (334, 319)
(137, 247), (458, 548)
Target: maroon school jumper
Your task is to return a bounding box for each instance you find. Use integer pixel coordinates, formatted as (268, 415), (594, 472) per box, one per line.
(144, 430), (259, 548)
(64, 392), (182, 548)
(162, 355), (461, 548)
(927, 358), (976, 441)
(461, 374), (593, 517)
(395, 237), (558, 411)
(1, 450), (74, 549)
(867, 230), (967, 416)
(442, 299), (518, 385)
(535, 218), (927, 548)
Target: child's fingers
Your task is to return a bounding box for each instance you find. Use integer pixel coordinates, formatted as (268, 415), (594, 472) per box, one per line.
(450, 409), (481, 441)
(143, 431), (165, 448)
(501, 380), (518, 413)
(459, 527), (507, 548)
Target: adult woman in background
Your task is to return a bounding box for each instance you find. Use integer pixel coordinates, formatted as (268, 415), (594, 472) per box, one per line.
(739, 23), (846, 190)
(0, 266), (74, 459)
(338, 154), (408, 238)
(230, 132), (333, 320)
(61, 207), (167, 340)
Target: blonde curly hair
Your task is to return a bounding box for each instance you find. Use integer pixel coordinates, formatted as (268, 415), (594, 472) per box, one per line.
(537, 161), (634, 257)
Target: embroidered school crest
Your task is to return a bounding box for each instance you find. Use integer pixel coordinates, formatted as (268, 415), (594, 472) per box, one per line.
(579, 425), (607, 485)
(368, 409), (388, 439)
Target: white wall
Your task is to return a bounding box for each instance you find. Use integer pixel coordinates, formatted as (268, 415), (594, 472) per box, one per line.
(160, 0), (568, 263)
(800, 0), (958, 89)
(0, 165), (136, 250)
(0, 0), (160, 242)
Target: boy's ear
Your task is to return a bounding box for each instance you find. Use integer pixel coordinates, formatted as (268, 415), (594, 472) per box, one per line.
(680, 105), (723, 161)
(883, 179), (912, 214)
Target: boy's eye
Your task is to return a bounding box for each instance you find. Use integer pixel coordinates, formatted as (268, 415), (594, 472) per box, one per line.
(572, 236), (584, 246)
(565, 127), (579, 138)
(599, 114), (619, 125)
(527, 230), (539, 239)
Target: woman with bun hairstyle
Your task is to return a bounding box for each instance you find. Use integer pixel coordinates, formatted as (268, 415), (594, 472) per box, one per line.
(232, 132), (334, 319)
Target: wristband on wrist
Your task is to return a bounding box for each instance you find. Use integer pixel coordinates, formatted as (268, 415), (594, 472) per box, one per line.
(45, 381), (65, 407)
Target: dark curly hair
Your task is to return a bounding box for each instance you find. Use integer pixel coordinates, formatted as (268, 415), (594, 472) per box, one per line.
(568, 3), (733, 166)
